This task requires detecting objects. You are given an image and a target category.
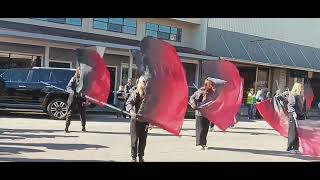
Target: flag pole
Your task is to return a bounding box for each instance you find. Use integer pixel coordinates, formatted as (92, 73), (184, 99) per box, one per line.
(40, 81), (131, 116)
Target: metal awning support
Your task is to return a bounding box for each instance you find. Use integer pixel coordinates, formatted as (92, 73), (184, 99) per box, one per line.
(257, 41), (272, 64)
(239, 39), (252, 61)
(220, 34), (234, 58)
(298, 48), (313, 69)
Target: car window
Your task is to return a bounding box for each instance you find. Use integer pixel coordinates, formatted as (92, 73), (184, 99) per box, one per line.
(0, 69), (11, 81)
(50, 69), (75, 83)
(9, 69), (30, 82)
(29, 70), (40, 82)
(38, 69), (50, 82)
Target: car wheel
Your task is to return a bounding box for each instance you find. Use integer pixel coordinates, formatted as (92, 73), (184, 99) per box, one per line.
(47, 98), (68, 120)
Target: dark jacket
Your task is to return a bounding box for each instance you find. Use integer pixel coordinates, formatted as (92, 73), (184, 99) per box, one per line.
(126, 89), (148, 122)
(287, 94), (306, 117)
(66, 76), (84, 108)
(189, 87), (218, 116)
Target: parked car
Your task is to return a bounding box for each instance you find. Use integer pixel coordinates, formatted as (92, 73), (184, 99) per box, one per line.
(0, 67), (79, 120)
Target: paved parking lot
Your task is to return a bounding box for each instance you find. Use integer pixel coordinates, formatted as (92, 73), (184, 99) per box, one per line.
(0, 110), (319, 162)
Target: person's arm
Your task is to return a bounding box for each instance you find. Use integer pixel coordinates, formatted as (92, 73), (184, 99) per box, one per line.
(125, 92), (137, 119)
(287, 94), (297, 119)
(189, 90), (201, 109)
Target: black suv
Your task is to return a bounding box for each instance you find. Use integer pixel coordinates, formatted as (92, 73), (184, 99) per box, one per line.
(0, 67), (76, 120)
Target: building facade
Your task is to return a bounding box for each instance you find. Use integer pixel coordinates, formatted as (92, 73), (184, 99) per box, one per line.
(207, 18), (320, 108)
(0, 18), (319, 110)
(0, 18), (215, 106)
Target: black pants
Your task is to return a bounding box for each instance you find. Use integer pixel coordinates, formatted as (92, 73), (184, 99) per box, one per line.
(287, 113), (300, 151)
(196, 116), (210, 146)
(65, 97), (86, 128)
(130, 119), (148, 158)
(210, 122), (214, 128)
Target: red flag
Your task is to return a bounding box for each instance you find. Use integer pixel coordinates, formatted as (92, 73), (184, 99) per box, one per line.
(256, 99), (289, 137)
(76, 49), (110, 106)
(304, 82), (314, 110)
(133, 37), (188, 136)
(297, 120), (320, 157)
(199, 60), (243, 131)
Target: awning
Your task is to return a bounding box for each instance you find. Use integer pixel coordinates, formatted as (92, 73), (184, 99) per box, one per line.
(0, 20), (217, 61)
(206, 27), (320, 72)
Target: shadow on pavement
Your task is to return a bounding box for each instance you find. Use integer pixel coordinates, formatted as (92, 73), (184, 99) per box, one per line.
(85, 130), (194, 137)
(0, 142), (108, 151)
(207, 147), (320, 161)
(0, 128), (78, 140)
(0, 157), (113, 162)
(0, 146), (45, 155)
(214, 130), (278, 136)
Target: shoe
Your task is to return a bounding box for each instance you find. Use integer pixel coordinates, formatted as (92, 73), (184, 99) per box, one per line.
(210, 128), (214, 132)
(131, 157), (137, 162)
(288, 150), (296, 154)
(81, 127), (86, 132)
(202, 145), (208, 150)
(294, 150), (301, 154)
(196, 145), (204, 150)
(139, 157), (145, 162)
(64, 127), (69, 133)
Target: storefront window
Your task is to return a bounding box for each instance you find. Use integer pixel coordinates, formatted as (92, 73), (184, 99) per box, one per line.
(0, 52), (39, 69)
(256, 67), (270, 91)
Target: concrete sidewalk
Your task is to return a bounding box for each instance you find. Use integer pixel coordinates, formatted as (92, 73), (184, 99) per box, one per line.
(0, 112), (319, 162)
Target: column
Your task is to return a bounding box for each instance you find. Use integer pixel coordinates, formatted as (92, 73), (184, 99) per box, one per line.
(128, 53), (133, 79)
(44, 46), (50, 67)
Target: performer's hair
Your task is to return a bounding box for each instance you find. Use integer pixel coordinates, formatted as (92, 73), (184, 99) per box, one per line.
(291, 82), (304, 96)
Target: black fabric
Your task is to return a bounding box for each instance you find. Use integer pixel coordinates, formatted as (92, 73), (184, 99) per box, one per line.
(65, 96), (86, 128)
(196, 116), (210, 146)
(287, 113), (300, 151)
(130, 119), (148, 158)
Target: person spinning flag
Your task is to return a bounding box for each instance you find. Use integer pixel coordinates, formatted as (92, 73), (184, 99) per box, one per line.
(189, 77), (225, 150)
(65, 67), (88, 133)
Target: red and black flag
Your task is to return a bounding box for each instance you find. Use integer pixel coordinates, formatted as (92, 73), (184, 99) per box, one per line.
(304, 81), (314, 110)
(131, 37), (189, 136)
(199, 60), (243, 131)
(256, 84), (320, 157)
(76, 49), (110, 106)
(256, 96), (289, 137)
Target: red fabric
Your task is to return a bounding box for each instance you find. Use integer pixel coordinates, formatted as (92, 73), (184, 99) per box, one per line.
(200, 60), (243, 131)
(297, 120), (320, 157)
(256, 99), (289, 137)
(78, 49), (110, 106)
(304, 83), (314, 110)
(139, 37), (188, 136)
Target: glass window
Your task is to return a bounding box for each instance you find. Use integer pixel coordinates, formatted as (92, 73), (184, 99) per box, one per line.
(171, 27), (177, 34)
(93, 18), (137, 35)
(30, 70), (40, 82)
(38, 70), (50, 82)
(124, 19), (137, 27)
(158, 32), (170, 40)
(146, 23), (158, 31)
(159, 25), (170, 33)
(122, 26), (136, 35)
(66, 18), (82, 26)
(33, 18), (82, 26)
(146, 30), (157, 37)
(94, 18), (108, 22)
(145, 22), (181, 42)
(109, 18), (123, 25)
(10, 69), (29, 82)
(108, 23), (122, 33)
(48, 18), (66, 24)
(51, 69), (74, 83)
(93, 20), (108, 30)
(49, 61), (71, 68)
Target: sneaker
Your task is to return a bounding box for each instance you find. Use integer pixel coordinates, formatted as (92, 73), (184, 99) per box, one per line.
(288, 150), (296, 154)
(210, 128), (214, 132)
(131, 157), (137, 162)
(294, 150), (301, 154)
(195, 145), (204, 150)
(64, 127), (69, 133)
(81, 127), (86, 132)
(202, 145), (208, 150)
(139, 157), (145, 162)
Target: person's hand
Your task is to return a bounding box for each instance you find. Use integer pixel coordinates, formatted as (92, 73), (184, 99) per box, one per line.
(293, 112), (297, 120)
(130, 112), (137, 119)
(145, 125), (152, 131)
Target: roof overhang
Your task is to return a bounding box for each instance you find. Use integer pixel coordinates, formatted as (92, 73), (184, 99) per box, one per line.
(221, 57), (320, 73)
(0, 28), (217, 61)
